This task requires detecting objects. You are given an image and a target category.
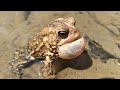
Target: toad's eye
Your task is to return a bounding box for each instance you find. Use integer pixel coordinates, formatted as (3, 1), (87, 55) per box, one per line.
(58, 30), (69, 38)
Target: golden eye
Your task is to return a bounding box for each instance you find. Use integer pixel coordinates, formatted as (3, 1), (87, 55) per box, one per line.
(58, 30), (69, 38)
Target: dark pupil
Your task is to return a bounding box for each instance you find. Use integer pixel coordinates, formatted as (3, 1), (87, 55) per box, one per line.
(58, 31), (68, 38)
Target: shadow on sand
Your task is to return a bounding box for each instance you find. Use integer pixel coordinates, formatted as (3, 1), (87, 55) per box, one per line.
(22, 49), (93, 76)
(53, 50), (93, 74)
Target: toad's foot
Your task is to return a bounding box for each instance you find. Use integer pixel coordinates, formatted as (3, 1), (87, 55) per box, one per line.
(9, 47), (35, 79)
(38, 56), (56, 79)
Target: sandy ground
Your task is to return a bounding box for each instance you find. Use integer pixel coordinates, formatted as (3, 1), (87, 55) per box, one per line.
(0, 11), (120, 79)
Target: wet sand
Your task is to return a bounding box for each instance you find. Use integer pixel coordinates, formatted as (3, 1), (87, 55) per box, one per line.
(0, 11), (120, 79)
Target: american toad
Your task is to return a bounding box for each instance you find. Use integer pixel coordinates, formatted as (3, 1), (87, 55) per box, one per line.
(9, 17), (86, 79)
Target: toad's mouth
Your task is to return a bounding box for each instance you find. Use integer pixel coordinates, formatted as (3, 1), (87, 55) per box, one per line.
(57, 37), (86, 59)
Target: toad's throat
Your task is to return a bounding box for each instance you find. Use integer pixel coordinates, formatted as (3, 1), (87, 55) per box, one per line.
(58, 37), (86, 59)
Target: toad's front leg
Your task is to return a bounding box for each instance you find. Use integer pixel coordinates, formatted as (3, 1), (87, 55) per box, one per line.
(38, 55), (56, 79)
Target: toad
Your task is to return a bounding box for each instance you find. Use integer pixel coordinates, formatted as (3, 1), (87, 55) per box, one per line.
(9, 17), (86, 79)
